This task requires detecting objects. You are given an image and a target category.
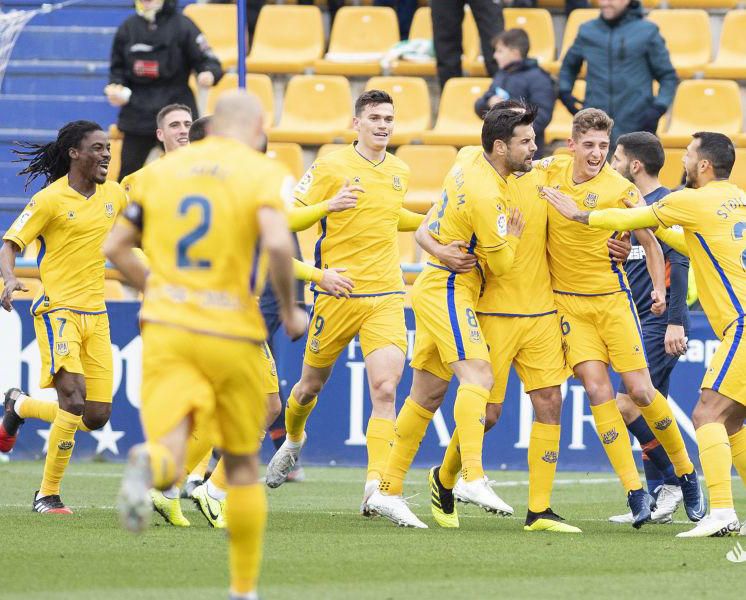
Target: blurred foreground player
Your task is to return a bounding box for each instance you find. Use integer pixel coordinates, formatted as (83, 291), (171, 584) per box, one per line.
(105, 90), (307, 599)
(0, 121), (126, 514)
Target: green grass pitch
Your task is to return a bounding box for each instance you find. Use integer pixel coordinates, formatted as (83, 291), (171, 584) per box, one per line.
(0, 461), (743, 599)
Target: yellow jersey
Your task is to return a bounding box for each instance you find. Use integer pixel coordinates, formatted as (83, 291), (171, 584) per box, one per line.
(477, 166), (555, 316)
(293, 143), (409, 296)
(537, 154), (640, 295)
(123, 136), (290, 342)
(3, 176), (127, 315)
(651, 180), (746, 337)
(424, 146), (511, 297)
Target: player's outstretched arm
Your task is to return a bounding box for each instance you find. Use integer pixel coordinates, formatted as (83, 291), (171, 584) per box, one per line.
(413, 206), (477, 273)
(0, 240), (27, 312)
(259, 207), (308, 340)
(484, 208), (525, 277)
(103, 221), (148, 292)
(636, 227), (667, 316)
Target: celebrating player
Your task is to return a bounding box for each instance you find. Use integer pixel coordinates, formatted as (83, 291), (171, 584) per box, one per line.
(264, 90), (431, 512)
(0, 121), (126, 514)
(366, 104), (530, 528)
(545, 131), (745, 538)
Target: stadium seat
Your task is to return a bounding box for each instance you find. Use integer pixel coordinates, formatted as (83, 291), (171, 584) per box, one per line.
(314, 7), (400, 76)
(317, 144), (348, 159)
(659, 148), (685, 189)
(107, 138), (122, 182)
(269, 76), (353, 145)
(544, 80), (586, 144)
(658, 80), (742, 148)
(399, 232), (419, 264)
(390, 7), (436, 76)
(183, 4), (238, 69)
(665, 0), (737, 7)
(266, 143), (304, 181)
(733, 149), (746, 190)
(342, 77), (430, 145)
(395, 145), (457, 213)
(647, 10), (710, 78)
(421, 77), (491, 147)
(196, 73), (275, 125)
(104, 279), (126, 301)
(546, 9), (598, 75)
(462, 7), (485, 76)
(703, 10), (746, 80)
(296, 226), (319, 264)
(246, 5), (324, 74)
(503, 8), (555, 66)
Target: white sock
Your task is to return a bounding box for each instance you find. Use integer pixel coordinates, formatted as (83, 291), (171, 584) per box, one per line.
(206, 479), (227, 501)
(186, 474), (202, 484)
(285, 437), (303, 450)
(13, 393), (28, 416)
(162, 486), (180, 500)
(710, 507), (737, 520)
(229, 590), (257, 600)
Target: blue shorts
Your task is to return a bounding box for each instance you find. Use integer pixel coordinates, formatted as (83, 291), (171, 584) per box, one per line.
(617, 322), (682, 397)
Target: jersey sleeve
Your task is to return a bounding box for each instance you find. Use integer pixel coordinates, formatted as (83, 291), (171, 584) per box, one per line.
(618, 182), (642, 210)
(650, 190), (697, 229)
(472, 192), (509, 251)
(2, 194), (55, 251)
(293, 160), (334, 207)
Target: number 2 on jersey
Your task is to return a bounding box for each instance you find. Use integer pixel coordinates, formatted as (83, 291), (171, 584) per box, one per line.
(177, 196), (212, 269)
(732, 222), (746, 270)
(428, 190), (449, 236)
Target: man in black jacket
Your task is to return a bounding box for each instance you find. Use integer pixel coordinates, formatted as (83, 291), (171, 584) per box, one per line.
(474, 29), (555, 157)
(107, 0), (223, 180)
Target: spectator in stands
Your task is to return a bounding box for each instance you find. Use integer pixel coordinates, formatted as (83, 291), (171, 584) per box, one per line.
(513, 0), (589, 16)
(374, 0), (418, 40)
(432, 0), (504, 89)
(107, 0), (223, 180)
(558, 0), (678, 144)
(474, 29), (555, 157)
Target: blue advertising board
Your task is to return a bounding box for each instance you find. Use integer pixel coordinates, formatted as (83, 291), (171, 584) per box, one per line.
(0, 301), (720, 471)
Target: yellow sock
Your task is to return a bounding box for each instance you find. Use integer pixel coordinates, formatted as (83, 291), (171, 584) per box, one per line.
(77, 420), (91, 433)
(285, 388), (317, 443)
(639, 391), (694, 477)
(39, 409), (81, 497)
(209, 458), (227, 492)
(730, 427), (746, 489)
(696, 423), (733, 509)
(439, 430), (461, 489)
(379, 398), (433, 496)
(590, 400), (641, 492)
(365, 417), (394, 482)
(527, 422), (561, 513)
(454, 384), (489, 482)
(17, 396), (58, 423)
(145, 441), (177, 490)
(226, 483), (267, 597)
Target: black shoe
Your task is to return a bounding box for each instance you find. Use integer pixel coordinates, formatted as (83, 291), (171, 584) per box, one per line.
(678, 470), (707, 522)
(627, 488), (655, 529)
(32, 491), (73, 514)
(0, 388), (25, 452)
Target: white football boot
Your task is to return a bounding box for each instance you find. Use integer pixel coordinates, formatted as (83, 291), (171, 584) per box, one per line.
(365, 490), (428, 528)
(677, 510), (740, 538)
(360, 479), (380, 517)
(454, 476), (513, 516)
(265, 432), (306, 489)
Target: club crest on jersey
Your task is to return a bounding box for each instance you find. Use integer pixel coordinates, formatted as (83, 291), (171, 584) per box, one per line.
(584, 193), (598, 208)
(542, 450), (558, 464)
(309, 338), (320, 354)
(55, 341), (69, 356)
(601, 428), (619, 445)
(392, 175), (402, 191)
(58, 440), (74, 451)
(655, 417), (672, 431)
(105, 202), (114, 218)
(67, 211), (76, 220)
(470, 329), (482, 343)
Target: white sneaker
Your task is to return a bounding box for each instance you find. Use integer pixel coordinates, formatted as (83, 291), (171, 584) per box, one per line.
(608, 512), (635, 524)
(365, 490), (428, 528)
(118, 445), (153, 533)
(650, 484), (682, 523)
(265, 433), (306, 489)
(740, 521), (746, 536)
(454, 477), (513, 516)
(676, 511), (740, 538)
(360, 479), (379, 517)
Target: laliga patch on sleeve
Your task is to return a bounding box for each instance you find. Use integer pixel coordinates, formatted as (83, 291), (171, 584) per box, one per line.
(497, 213), (508, 237)
(671, 224), (683, 232)
(11, 211), (32, 232)
(294, 169), (314, 196)
(539, 157), (554, 170)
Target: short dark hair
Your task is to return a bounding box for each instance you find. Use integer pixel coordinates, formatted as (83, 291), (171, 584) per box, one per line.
(692, 131), (735, 179)
(572, 108), (613, 140)
(616, 131), (665, 177)
(188, 115), (211, 142)
(481, 100), (537, 152)
(156, 103), (192, 129)
(355, 89), (393, 117)
(495, 28), (530, 59)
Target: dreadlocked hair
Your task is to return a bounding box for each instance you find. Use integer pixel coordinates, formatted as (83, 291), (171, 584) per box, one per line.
(13, 120), (103, 190)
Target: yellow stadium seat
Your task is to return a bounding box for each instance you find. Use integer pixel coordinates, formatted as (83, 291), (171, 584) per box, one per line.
(665, 0), (736, 7)
(296, 227), (319, 264)
(390, 7), (436, 76)
(659, 148), (686, 189)
(266, 143), (304, 181)
(342, 77), (430, 145)
(398, 232), (419, 264)
(183, 4), (238, 69)
(703, 10), (746, 80)
(107, 138), (122, 182)
(395, 145), (457, 213)
(462, 7), (486, 76)
(647, 10), (710, 78)
(732, 149), (746, 190)
(503, 8), (555, 66)
(658, 80), (742, 148)
(108, 124), (122, 140)
(547, 9), (598, 76)
(269, 75), (352, 145)
(197, 73), (275, 126)
(317, 144), (348, 159)
(246, 5), (324, 74)
(421, 77), (491, 147)
(314, 7), (399, 76)
(544, 80), (586, 144)
(104, 279), (126, 301)
(590, 0), (659, 7)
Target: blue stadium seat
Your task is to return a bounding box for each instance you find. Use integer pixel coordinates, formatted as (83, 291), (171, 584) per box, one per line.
(2, 63), (109, 96)
(11, 26), (114, 61)
(0, 95), (117, 131)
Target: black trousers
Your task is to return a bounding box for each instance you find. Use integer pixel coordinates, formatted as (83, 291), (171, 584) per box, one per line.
(118, 132), (159, 182)
(432, 0), (504, 89)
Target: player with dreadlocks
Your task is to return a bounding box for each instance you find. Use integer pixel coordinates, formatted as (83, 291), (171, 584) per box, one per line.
(0, 120), (128, 514)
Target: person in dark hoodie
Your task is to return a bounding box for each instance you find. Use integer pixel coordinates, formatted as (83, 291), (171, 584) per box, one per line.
(558, 0), (678, 144)
(107, 0), (223, 180)
(474, 29), (555, 157)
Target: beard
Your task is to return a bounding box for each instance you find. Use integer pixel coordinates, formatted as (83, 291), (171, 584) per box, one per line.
(507, 153), (533, 173)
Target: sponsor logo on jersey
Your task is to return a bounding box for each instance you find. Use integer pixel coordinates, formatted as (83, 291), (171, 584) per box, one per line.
(353, 176), (361, 185)
(58, 440), (73, 450)
(542, 450), (559, 464)
(584, 193), (598, 208)
(105, 202), (114, 218)
(392, 175), (402, 191)
(601, 428), (619, 445)
(654, 417), (672, 431)
(55, 341), (69, 356)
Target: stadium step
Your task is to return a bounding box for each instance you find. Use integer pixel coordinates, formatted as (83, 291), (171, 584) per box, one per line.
(0, 95), (117, 132)
(0, 161), (43, 197)
(10, 25), (115, 61)
(0, 197), (29, 234)
(3, 61), (109, 96)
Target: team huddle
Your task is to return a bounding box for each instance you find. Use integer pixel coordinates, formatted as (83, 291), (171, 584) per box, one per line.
(0, 87), (745, 599)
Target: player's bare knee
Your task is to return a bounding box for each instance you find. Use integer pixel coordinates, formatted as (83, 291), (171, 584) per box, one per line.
(370, 378), (397, 404)
(626, 385), (654, 407)
(295, 379), (323, 403)
(530, 387), (562, 424)
(579, 378), (613, 404)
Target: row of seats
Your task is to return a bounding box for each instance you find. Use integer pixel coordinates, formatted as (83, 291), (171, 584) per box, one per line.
(185, 4), (746, 79)
(195, 73), (746, 148)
